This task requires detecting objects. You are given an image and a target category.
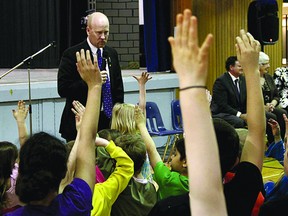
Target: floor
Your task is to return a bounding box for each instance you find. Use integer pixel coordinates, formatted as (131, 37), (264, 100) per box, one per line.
(262, 157), (284, 183)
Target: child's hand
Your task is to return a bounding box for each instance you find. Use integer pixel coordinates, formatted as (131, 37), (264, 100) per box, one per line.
(133, 72), (152, 85)
(12, 100), (29, 123)
(95, 137), (109, 147)
(71, 100), (86, 131)
(268, 118), (280, 138)
(235, 30), (261, 74)
(76, 49), (102, 88)
(168, 9), (213, 87)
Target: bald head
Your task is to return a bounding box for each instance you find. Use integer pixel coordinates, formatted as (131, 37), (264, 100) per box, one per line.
(87, 12), (109, 29)
(86, 12), (110, 48)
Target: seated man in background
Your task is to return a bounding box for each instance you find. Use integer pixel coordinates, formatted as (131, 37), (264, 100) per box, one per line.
(210, 56), (247, 128)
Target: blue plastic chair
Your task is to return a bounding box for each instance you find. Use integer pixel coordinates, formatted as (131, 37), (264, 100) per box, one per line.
(171, 99), (183, 133)
(146, 101), (181, 161)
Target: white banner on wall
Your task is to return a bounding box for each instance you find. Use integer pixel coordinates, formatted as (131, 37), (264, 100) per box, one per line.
(139, 0), (144, 25)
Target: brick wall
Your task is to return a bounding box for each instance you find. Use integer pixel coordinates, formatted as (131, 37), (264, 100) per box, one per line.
(96, 0), (139, 69)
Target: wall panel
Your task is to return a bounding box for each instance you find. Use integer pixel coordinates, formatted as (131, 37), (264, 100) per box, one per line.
(191, 0), (283, 91)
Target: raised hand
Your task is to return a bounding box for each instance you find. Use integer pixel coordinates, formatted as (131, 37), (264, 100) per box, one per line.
(71, 100), (86, 131)
(133, 71), (152, 85)
(12, 100), (29, 147)
(235, 30), (261, 74)
(268, 118), (280, 139)
(76, 49), (102, 88)
(12, 100), (29, 123)
(168, 9), (213, 87)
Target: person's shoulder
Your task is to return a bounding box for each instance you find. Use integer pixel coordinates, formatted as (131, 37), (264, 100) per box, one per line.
(213, 72), (230, 88)
(104, 45), (118, 55)
(259, 195), (288, 215)
(63, 40), (89, 54)
(232, 161), (262, 184)
(264, 72), (273, 79)
(215, 72), (229, 81)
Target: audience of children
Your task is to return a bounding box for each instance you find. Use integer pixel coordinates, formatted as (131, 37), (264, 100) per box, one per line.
(2, 8), (282, 216)
(60, 84), (134, 216)
(110, 72), (152, 180)
(4, 49), (102, 215)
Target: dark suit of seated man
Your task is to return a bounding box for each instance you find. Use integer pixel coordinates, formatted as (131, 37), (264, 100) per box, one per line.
(210, 56), (247, 128)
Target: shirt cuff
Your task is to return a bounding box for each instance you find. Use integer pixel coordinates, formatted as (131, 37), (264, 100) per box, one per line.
(236, 111), (242, 118)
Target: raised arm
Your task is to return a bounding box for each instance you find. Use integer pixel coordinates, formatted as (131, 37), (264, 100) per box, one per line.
(236, 30), (265, 170)
(135, 105), (161, 168)
(168, 9), (226, 215)
(91, 137), (134, 215)
(74, 49), (102, 191)
(133, 72), (152, 116)
(12, 100), (29, 148)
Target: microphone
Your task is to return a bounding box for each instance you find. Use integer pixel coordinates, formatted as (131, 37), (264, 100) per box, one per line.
(101, 50), (108, 70)
(50, 41), (56, 48)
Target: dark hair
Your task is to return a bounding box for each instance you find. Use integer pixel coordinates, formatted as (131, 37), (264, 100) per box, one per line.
(225, 56), (238, 71)
(98, 129), (121, 142)
(213, 118), (240, 177)
(0, 142), (18, 209)
(175, 138), (186, 161)
(115, 134), (146, 174)
(16, 132), (67, 203)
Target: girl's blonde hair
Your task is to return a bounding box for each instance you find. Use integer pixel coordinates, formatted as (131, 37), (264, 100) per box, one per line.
(110, 103), (138, 135)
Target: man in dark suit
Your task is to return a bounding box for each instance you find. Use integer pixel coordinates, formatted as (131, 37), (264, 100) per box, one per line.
(210, 56), (247, 128)
(58, 12), (124, 142)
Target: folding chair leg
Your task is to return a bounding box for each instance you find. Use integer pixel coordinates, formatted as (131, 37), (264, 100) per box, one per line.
(166, 134), (180, 163)
(162, 135), (172, 161)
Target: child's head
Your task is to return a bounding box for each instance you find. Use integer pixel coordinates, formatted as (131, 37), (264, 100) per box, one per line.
(0, 142), (18, 209)
(98, 129), (121, 142)
(170, 138), (187, 174)
(114, 134), (146, 175)
(16, 132), (67, 204)
(213, 118), (240, 177)
(110, 103), (137, 135)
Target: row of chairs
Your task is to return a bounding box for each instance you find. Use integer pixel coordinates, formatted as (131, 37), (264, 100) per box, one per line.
(145, 100), (183, 162)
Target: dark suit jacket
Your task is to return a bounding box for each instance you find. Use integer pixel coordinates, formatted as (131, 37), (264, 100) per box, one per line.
(57, 40), (124, 141)
(211, 72), (247, 116)
(263, 73), (280, 104)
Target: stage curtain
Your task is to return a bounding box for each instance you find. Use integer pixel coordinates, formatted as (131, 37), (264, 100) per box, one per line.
(143, 0), (171, 72)
(0, 0), (87, 69)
